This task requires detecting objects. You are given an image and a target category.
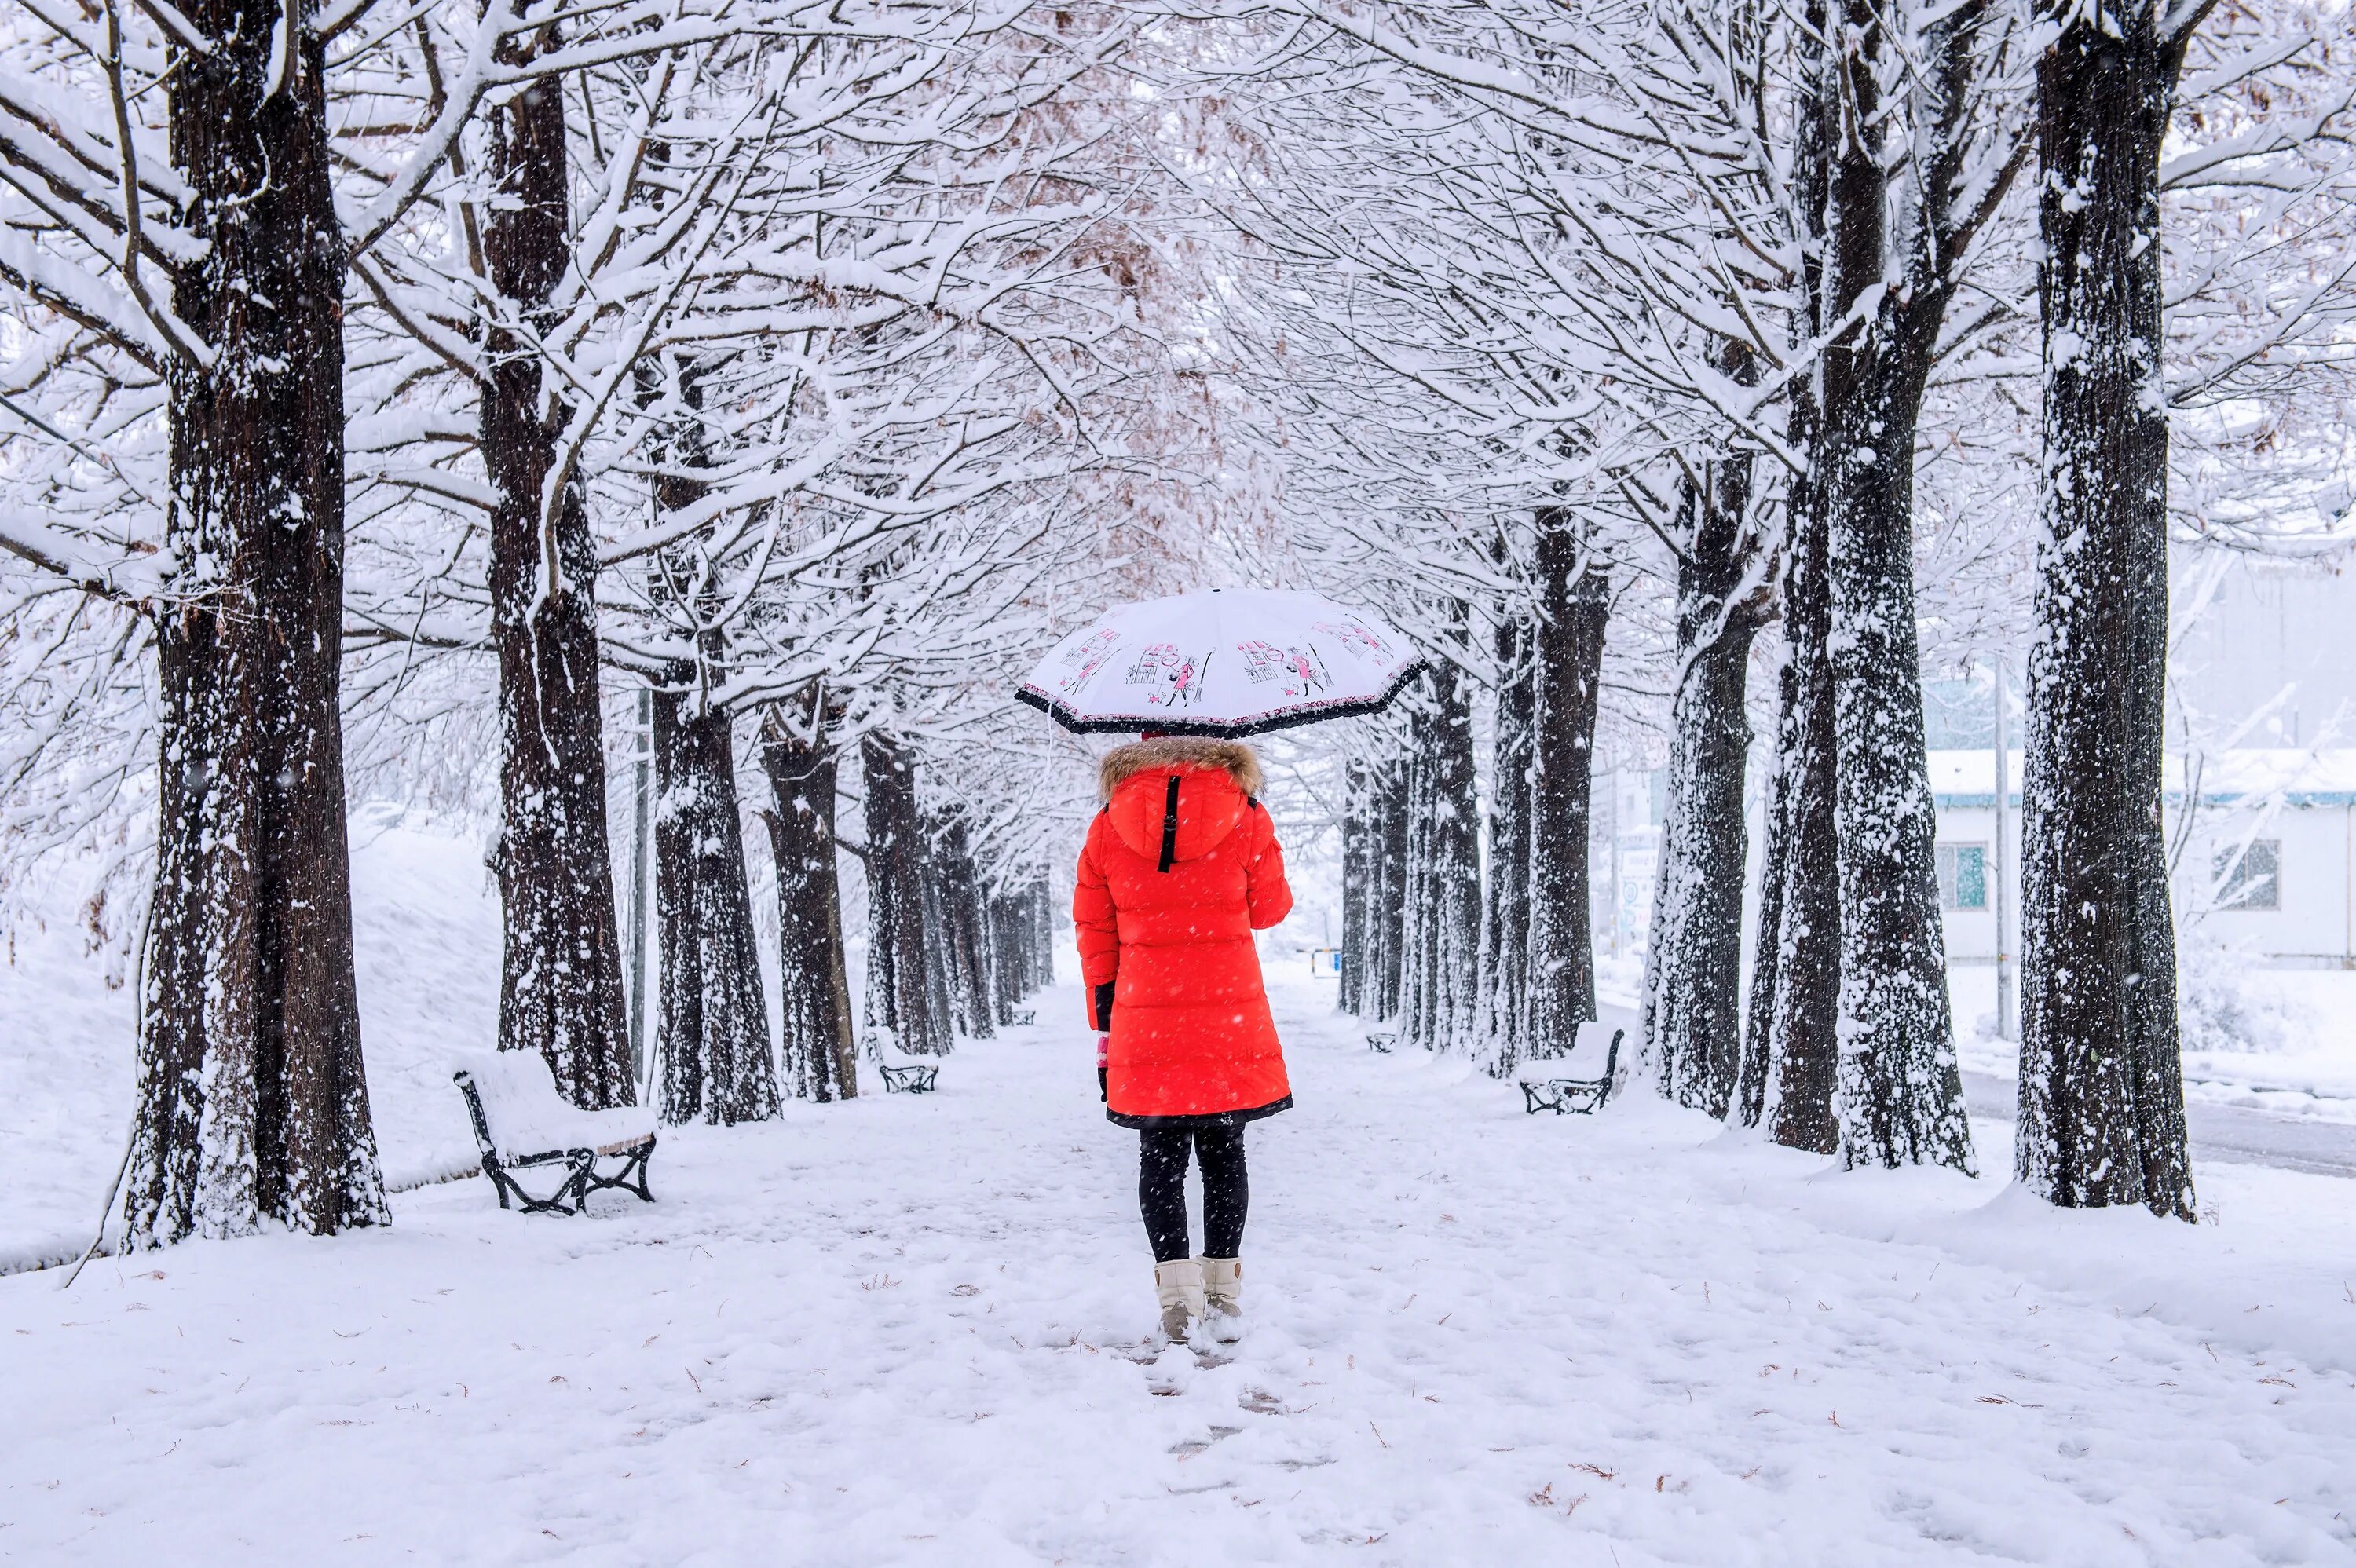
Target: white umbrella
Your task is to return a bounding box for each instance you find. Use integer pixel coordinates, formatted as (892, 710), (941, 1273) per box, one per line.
(1015, 588), (1425, 737)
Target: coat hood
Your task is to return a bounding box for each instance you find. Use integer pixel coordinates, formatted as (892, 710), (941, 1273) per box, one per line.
(1097, 737), (1264, 802)
(1098, 737), (1263, 868)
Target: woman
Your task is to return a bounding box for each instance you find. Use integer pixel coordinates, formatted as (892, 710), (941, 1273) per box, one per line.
(1074, 735), (1293, 1344)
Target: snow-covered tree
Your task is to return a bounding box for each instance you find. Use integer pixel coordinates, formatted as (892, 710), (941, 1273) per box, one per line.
(2019, 0), (2355, 1219)
(0, 0), (402, 1241)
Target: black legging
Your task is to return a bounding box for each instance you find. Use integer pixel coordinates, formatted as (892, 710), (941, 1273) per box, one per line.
(1139, 1124), (1249, 1263)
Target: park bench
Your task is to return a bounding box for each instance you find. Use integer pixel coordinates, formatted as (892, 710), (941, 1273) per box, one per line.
(1008, 1008), (1036, 1027)
(878, 1062), (940, 1093)
(1366, 1032), (1395, 1054)
(452, 1054), (658, 1215)
(1520, 1022), (1624, 1116)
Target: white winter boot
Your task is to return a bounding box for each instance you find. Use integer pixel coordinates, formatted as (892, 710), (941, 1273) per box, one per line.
(1154, 1259), (1206, 1343)
(1201, 1257), (1243, 1343)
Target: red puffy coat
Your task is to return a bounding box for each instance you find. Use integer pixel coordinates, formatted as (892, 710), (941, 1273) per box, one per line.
(1074, 738), (1294, 1126)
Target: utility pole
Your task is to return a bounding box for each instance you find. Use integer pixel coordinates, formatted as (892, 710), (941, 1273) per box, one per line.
(1992, 658), (2018, 1041)
(628, 685), (653, 1088)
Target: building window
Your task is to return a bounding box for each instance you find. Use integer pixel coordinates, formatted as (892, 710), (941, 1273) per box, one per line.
(2215, 839), (2281, 911)
(1936, 843), (1988, 912)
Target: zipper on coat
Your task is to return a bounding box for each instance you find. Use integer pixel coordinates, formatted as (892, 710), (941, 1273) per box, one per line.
(1158, 774), (1182, 872)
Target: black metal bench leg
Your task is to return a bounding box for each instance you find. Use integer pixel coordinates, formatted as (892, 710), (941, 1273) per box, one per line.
(587, 1141), (657, 1204)
(622, 1142), (655, 1203)
(488, 1157), (588, 1215)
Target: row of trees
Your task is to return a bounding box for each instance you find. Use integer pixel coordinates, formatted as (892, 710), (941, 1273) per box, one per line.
(0, 0), (1135, 1245)
(1286, 0), (2351, 1218)
(0, 0), (2343, 1249)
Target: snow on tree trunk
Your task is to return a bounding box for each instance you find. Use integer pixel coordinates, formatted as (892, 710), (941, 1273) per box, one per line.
(483, 26), (632, 1108)
(1340, 755), (1370, 1016)
(1376, 753), (1404, 1022)
(653, 684), (779, 1125)
(917, 850), (957, 1043)
(986, 895), (1016, 1025)
(986, 886), (1044, 1022)
(1748, 481), (1843, 1153)
(1397, 702), (1434, 1044)
(2018, 0), (2194, 1219)
(932, 812), (997, 1040)
(1740, 20), (1840, 1150)
(1816, 0), (1977, 1174)
(1821, 338), (1974, 1175)
(125, 0), (389, 1245)
(1526, 506), (1608, 1057)
(1029, 880), (1055, 992)
(1343, 745), (1410, 1024)
(1644, 466), (1767, 1118)
(1736, 647), (1791, 1131)
(1481, 604), (1536, 1076)
(1400, 649), (1480, 1054)
(1371, 749), (1410, 1022)
(760, 706), (858, 1101)
(862, 732), (950, 1055)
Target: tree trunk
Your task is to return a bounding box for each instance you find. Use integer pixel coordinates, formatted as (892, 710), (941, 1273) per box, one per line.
(1527, 506), (1609, 1056)
(1352, 746), (1411, 1023)
(1427, 652), (1482, 1052)
(1340, 755), (1370, 1016)
(1740, 0), (1837, 1147)
(1821, 352), (1974, 1174)
(125, 0), (389, 1245)
(483, 23), (632, 1107)
(761, 704), (858, 1101)
(987, 887), (1041, 1020)
(987, 895), (1016, 1024)
(653, 685), (777, 1124)
(1753, 481), (1844, 1152)
(1483, 605), (1536, 1075)
(1644, 464), (1766, 1118)
(1398, 707), (1434, 1044)
(1736, 642), (1791, 1130)
(1030, 879), (1055, 991)
(935, 813), (997, 1039)
(2019, 0), (2194, 1218)
(1816, 0), (1975, 1173)
(862, 732), (949, 1055)
(1396, 653), (1480, 1054)
(1372, 749), (1409, 1022)
(918, 854), (957, 1042)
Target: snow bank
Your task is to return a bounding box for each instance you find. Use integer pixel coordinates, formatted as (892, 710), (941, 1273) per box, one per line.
(0, 808), (501, 1270)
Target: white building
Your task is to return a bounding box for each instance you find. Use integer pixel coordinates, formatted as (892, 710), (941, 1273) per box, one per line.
(1597, 746), (2356, 971)
(1599, 554), (2356, 970)
(1936, 748), (2356, 970)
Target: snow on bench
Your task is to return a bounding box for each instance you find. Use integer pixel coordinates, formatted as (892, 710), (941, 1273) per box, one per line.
(1520, 1022), (1624, 1116)
(452, 1052), (658, 1215)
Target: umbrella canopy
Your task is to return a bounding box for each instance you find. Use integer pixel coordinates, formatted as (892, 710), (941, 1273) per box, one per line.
(1015, 588), (1425, 737)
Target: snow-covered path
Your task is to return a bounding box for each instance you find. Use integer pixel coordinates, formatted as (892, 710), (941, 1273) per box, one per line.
(4, 981), (2352, 1565)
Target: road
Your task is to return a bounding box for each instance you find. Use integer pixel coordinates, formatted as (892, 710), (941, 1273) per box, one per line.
(1961, 1069), (2356, 1179)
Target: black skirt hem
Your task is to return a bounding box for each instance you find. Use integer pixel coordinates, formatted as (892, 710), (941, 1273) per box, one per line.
(1106, 1094), (1293, 1131)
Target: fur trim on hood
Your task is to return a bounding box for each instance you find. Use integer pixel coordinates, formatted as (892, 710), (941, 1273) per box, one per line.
(1098, 736), (1264, 802)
